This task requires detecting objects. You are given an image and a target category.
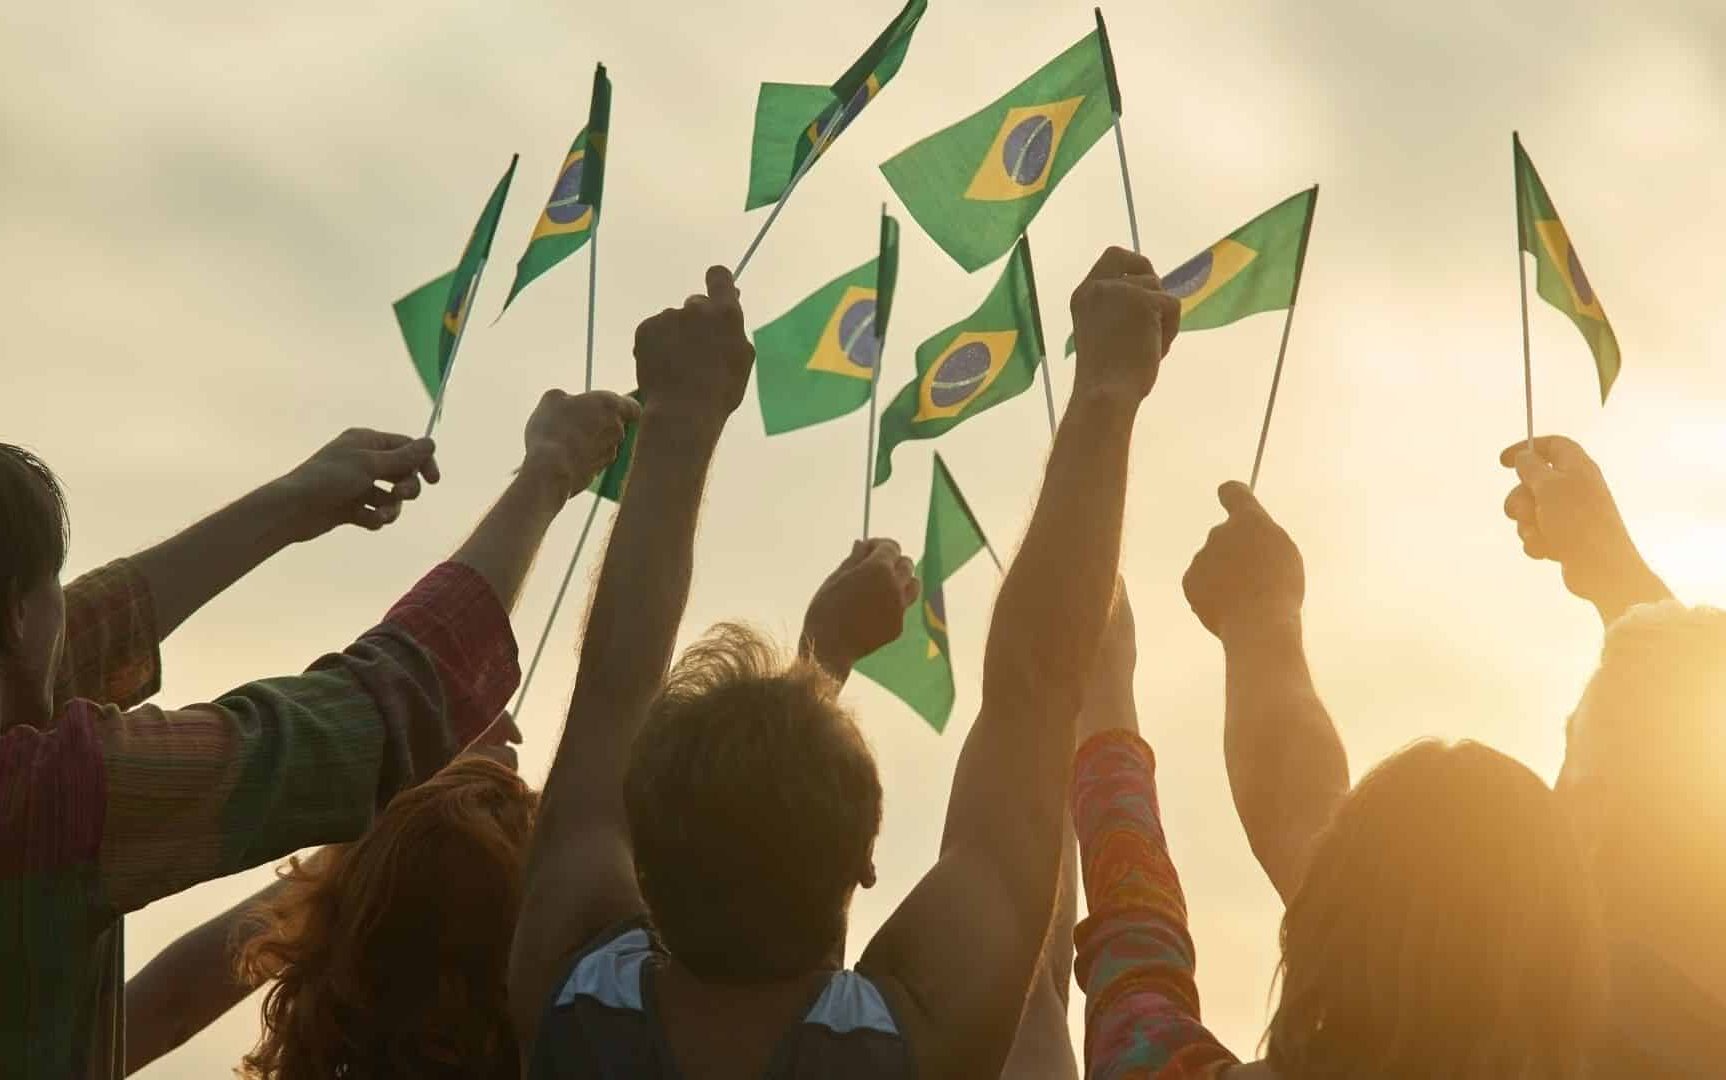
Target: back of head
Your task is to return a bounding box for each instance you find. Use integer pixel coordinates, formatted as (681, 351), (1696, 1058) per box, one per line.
(0, 444), (68, 717)
(1568, 601), (1726, 914)
(624, 623), (882, 982)
(1269, 740), (1604, 1079)
(239, 757), (538, 1079)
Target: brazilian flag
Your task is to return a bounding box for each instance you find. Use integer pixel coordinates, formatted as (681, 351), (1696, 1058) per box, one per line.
(1063, 186), (1319, 356)
(755, 210), (900, 434)
(881, 31), (1112, 272)
(392, 156), (518, 398)
(504, 65), (611, 311)
(874, 237), (1043, 485)
(746, 0), (927, 211)
(856, 453), (992, 731)
(1515, 133), (1620, 401)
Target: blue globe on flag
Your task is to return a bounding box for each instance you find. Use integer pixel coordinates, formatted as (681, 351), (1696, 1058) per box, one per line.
(1162, 250), (1214, 300)
(546, 157), (589, 226)
(928, 342), (993, 409)
(1002, 115), (1055, 186)
(837, 298), (880, 371)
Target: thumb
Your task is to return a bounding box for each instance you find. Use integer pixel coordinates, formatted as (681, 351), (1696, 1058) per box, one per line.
(366, 438), (437, 482)
(1513, 450), (1553, 491)
(1218, 480), (1260, 518)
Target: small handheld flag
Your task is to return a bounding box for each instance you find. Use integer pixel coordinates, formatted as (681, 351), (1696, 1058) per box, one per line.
(503, 64), (611, 315)
(1093, 7), (1141, 252)
(754, 212), (900, 436)
(881, 30), (1114, 271)
(1513, 133), (1621, 443)
(746, 0), (927, 211)
(873, 237), (1043, 485)
(393, 156), (517, 437)
(862, 207), (900, 538)
(736, 0), (927, 279)
(855, 453), (997, 731)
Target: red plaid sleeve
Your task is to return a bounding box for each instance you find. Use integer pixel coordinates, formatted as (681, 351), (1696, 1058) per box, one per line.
(53, 560), (162, 711)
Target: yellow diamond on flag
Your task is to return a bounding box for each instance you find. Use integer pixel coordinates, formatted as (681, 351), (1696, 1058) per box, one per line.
(963, 97), (1086, 202)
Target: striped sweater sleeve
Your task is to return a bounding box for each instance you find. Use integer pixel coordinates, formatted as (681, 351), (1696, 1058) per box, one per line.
(53, 560), (162, 712)
(1072, 730), (1239, 1080)
(78, 561), (519, 914)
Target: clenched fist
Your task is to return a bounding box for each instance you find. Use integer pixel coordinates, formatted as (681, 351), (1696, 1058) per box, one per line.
(1069, 247), (1183, 405)
(522, 389), (642, 502)
(801, 539), (920, 680)
(1499, 435), (1669, 622)
(635, 266), (756, 428)
(1183, 482), (1304, 641)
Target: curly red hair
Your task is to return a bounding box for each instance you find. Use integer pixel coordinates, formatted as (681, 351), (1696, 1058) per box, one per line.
(237, 757), (538, 1079)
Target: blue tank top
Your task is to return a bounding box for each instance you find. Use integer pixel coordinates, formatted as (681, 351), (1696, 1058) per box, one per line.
(526, 922), (916, 1079)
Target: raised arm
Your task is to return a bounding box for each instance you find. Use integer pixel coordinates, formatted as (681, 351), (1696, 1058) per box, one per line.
(123, 877), (289, 1074)
(127, 428), (444, 640)
(510, 268), (755, 1047)
(799, 539), (920, 685)
(859, 248), (1180, 1077)
(1499, 435), (1672, 628)
(1183, 482), (1347, 903)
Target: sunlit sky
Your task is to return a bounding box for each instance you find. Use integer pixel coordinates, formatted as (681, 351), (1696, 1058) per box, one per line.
(5, 1), (1725, 1072)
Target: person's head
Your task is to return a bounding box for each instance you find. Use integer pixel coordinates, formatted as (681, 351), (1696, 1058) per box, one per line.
(0, 443), (69, 729)
(624, 623), (882, 982)
(1566, 601), (1726, 917)
(1268, 740), (1604, 1079)
(238, 757), (538, 1079)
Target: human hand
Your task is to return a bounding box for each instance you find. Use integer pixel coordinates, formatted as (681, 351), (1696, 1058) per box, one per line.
(1183, 482), (1304, 643)
(521, 390), (642, 502)
(634, 266), (755, 430)
(1500, 435), (1669, 621)
(801, 539), (920, 680)
(1068, 247), (1182, 406)
(466, 710), (524, 772)
(273, 429), (441, 542)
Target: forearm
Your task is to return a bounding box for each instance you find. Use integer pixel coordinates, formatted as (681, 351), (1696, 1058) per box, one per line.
(552, 406), (720, 805)
(798, 629), (853, 686)
(964, 394), (1137, 854)
(1220, 618), (1348, 902)
(124, 876), (291, 1073)
(128, 480), (303, 639)
(451, 463), (570, 613)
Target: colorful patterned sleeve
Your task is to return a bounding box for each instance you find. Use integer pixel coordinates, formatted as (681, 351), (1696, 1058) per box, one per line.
(53, 559), (162, 711)
(1072, 730), (1239, 1080)
(81, 561), (520, 914)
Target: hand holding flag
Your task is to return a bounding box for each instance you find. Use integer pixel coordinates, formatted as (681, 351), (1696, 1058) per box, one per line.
(800, 538), (920, 681)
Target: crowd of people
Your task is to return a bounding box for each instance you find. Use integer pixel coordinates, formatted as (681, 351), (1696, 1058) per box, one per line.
(3, 252), (1721, 1078)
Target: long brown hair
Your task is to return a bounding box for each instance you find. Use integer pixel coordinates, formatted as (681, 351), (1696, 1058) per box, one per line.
(237, 757), (538, 1079)
(1268, 740), (1605, 1078)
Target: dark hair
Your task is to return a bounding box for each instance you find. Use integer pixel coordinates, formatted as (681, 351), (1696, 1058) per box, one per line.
(0, 444), (69, 634)
(1268, 740), (1604, 1079)
(238, 757), (539, 1079)
(624, 624), (882, 982)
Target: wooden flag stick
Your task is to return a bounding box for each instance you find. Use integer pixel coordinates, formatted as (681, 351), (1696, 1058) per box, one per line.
(735, 109), (844, 281)
(862, 338), (884, 539)
(510, 493), (603, 720)
(1249, 305), (1297, 491)
(424, 255), (488, 438)
(1514, 134), (1534, 451)
(1112, 118), (1141, 254)
(1248, 185), (1320, 491)
(512, 230), (607, 721)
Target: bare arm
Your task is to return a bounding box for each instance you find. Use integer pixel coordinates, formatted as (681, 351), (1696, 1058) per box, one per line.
(124, 878), (290, 1074)
(1184, 482), (1348, 903)
(129, 430), (442, 639)
(511, 268), (755, 1048)
(860, 248), (1180, 1078)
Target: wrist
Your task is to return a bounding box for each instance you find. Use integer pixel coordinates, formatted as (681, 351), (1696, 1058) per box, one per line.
(249, 477), (316, 550)
(1065, 384), (1143, 420)
(512, 455), (579, 512)
(1219, 611), (1304, 653)
(641, 400), (730, 443)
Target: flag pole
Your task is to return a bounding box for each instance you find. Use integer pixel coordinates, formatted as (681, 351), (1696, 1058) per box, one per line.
(510, 493), (603, 719)
(862, 347), (883, 539)
(1248, 186), (1319, 492)
(514, 223), (606, 722)
(736, 106), (844, 281)
(1514, 133), (1534, 451)
(1094, 8), (1140, 253)
(1019, 232), (1057, 436)
(425, 254), (488, 438)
